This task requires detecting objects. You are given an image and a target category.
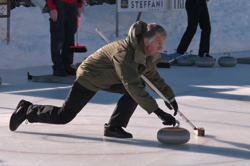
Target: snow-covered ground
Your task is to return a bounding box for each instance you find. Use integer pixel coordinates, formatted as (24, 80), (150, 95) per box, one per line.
(0, 1), (250, 70)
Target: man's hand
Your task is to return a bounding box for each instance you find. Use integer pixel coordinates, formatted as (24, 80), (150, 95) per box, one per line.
(154, 108), (176, 126)
(170, 98), (178, 116)
(165, 97), (179, 116)
(50, 9), (58, 22)
(78, 7), (82, 17)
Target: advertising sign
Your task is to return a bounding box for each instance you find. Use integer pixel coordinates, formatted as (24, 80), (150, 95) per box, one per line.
(118, 0), (168, 12)
(0, 0), (10, 17)
(117, 0), (185, 12)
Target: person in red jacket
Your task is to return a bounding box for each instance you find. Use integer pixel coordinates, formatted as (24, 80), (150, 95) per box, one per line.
(47, 0), (83, 77)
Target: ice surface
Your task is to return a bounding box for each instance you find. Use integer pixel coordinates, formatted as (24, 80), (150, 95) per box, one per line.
(0, 52), (250, 166)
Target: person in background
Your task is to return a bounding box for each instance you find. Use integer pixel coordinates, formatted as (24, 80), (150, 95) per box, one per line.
(175, 0), (213, 58)
(9, 21), (178, 139)
(48, 0), (83, 77)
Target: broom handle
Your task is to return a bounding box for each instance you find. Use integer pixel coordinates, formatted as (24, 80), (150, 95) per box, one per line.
(95, 28), (111, 44)
(140, 75), (197, 130)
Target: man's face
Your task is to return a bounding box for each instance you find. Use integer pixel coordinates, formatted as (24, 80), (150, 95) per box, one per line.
(144, 32), (166, 57)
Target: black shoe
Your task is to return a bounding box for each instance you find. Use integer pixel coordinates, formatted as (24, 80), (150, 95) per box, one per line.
(64, 67), (76, 75)
(53, 69), (68, 77)
(9, 100), (33, 131)
(205, 54), (213, 58)
(104, 123), (133, 138)
(205, 54), (216, 61)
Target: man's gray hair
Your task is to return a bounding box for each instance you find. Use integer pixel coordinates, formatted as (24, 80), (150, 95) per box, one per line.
(143, 23), (167, 44)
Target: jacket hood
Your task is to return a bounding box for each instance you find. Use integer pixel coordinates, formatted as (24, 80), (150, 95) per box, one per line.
(126, 21), (161, 66)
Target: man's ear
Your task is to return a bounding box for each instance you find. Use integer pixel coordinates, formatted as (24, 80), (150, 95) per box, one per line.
(144, 38), (149, 46)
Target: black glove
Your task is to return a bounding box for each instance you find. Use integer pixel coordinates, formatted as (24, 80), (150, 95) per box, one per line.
(165, 97), (178, 116)
(164, 101), (172, 110)
(154, 108), (176, 126)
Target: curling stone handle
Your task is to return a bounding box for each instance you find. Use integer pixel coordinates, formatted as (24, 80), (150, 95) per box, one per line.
(224, 52), (231, 57)
(175, 120), (180, 128)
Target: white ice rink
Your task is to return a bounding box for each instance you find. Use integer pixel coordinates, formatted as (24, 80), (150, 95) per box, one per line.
(0, 52), (250, 166)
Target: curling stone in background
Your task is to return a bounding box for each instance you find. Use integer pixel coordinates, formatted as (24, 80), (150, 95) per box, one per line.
(74, 57), (86, 70)
(157, 120), (190, 144)
(187, 50), (199, 60)
(195, 54), (216, 67)
(188, 54), (199, 60)
(171, 50), (196, 66)
(157, 52), (174, 68)
(70, 64), (76, 70)
(75, 62), (82, 70)
(169, 53), (183, 64)
(176, 55), (195, 66)
(218, 52), (237, 67)
(160, 52), (173, 62)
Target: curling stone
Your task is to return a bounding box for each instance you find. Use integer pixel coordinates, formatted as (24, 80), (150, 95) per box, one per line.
(157, 53), (173, 68)
(169, 53), (182, 59)
(160, 53), (173, 62)
(188, 54), (199, 60)
(176, 55), (195, 66)
(169, 53), (183, 64)
(195, 57), (216, 67)
(218, 56), (237, 67)
(218, 52), (237, 67)
(186, 50), (199, 60)
(157, 120), (190, 144)
(75, 62), (82, 70)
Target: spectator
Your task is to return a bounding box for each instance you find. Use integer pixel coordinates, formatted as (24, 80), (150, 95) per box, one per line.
(175, 0), (212, 58)
(48, 0), (83, 76)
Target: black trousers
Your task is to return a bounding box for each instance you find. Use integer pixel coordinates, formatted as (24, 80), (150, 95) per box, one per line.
(50, 0), (78, 71)
(27, 81), (138, 128)
(177, 0), (211, 56)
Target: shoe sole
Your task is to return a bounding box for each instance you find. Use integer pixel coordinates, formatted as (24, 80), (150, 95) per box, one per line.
(104, 132), (133, 138)
(9, 106), (23, 131)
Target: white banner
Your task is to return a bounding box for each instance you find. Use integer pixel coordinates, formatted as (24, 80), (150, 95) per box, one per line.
(117, 0), (186, 12)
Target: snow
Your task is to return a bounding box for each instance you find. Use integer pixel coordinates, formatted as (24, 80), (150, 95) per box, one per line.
(0, 1), (250, 70)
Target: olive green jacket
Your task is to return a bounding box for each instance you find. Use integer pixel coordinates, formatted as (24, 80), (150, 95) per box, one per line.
(76, 21), (175, 114)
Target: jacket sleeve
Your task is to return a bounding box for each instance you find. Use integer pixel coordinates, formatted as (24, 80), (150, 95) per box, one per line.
(112, 52), (159, 114)
(47, 0), (56, 11)
(78, 0), (83, 8)
(143, 65), (175, 100)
